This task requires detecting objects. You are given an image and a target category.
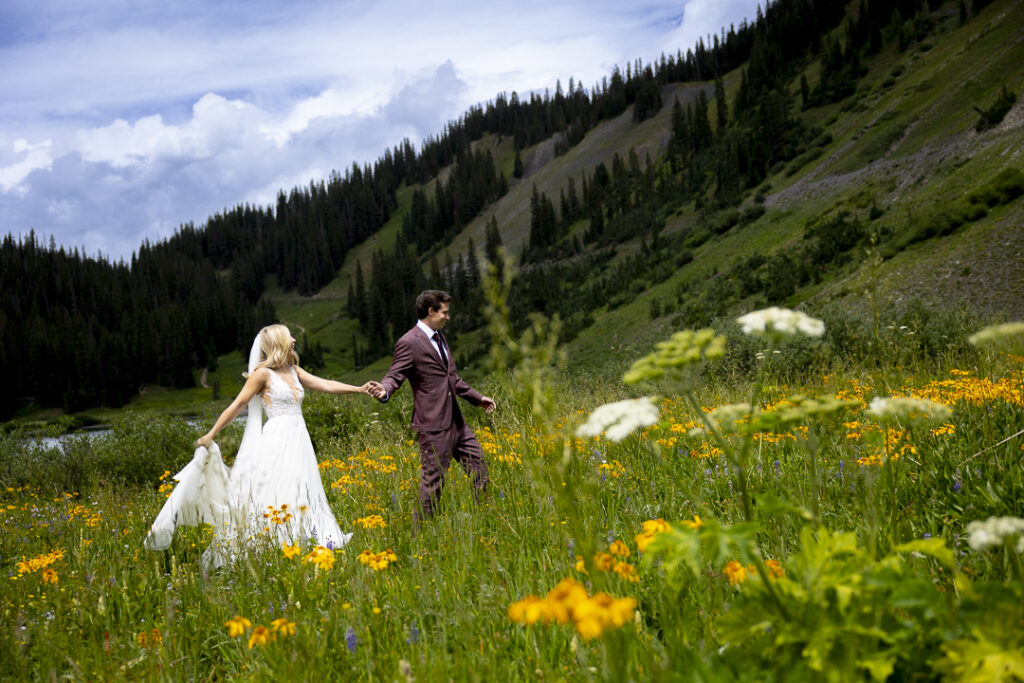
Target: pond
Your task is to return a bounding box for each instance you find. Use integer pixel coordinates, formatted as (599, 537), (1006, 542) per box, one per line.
(27, 416), (247, 450)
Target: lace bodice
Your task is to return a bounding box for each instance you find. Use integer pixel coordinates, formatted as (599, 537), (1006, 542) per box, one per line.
(262, 367), (304, 419)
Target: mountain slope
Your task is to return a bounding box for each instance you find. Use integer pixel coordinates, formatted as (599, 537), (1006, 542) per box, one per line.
(560, 0), (1024, 369)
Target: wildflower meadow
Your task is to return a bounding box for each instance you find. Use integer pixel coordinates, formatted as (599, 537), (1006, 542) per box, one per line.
(2, 291), (1023, 680)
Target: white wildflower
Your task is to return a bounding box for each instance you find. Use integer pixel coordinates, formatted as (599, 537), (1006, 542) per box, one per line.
(966, 516), (1024, 552)
(736, 307), (825, 340)
(866, 396), (952, 423)
(577, 397), (660, 443)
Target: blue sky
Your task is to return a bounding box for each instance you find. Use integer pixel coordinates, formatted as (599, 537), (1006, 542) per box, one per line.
(0, 0), (761, 260)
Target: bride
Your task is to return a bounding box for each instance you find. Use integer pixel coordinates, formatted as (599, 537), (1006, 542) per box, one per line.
(145, 324), (380, 569)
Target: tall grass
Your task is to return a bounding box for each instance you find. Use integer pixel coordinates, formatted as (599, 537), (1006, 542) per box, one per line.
(1, 301), (1022, 680)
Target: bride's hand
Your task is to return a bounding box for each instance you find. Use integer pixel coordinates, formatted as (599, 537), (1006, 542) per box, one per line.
(196, 433), (214, 448)
(362, 381), (384, 398)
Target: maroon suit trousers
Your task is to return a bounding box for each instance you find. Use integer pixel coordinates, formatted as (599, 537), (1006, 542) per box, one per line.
(417, 420), (488, 517)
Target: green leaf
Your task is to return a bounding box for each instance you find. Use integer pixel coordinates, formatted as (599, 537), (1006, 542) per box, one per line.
(645, 525), (702, 578)
(893, 538), (956, 571)
(937, 636), (1024, 682)
(858, 652), (897, 682)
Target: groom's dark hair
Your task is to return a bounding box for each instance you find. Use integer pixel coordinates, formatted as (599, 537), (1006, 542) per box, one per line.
(416, 290), (452, 319)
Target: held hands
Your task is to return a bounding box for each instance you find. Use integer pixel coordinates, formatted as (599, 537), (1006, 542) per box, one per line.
(362, 381), (386, 399)
(480, 396), (497, 415)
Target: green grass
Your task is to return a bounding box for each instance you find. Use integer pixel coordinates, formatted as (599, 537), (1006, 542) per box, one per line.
(2, 312), (1023, 680)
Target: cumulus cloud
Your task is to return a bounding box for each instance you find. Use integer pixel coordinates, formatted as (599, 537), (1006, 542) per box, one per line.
(661, 0), (759, 55)
(383, 61), (468, 135)
(0, 139), (53, 192)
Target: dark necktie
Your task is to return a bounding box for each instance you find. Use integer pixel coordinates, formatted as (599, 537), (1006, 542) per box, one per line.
(433, 332), (448, 367)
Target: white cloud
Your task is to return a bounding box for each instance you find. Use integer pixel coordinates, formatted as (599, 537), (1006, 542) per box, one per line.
(0, 139), (53, 192)
(663, 0), (759, 58)
(75, 94), (264, 167)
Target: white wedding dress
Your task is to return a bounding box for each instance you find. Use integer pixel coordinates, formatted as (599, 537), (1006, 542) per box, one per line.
(145, 366), (352, 570)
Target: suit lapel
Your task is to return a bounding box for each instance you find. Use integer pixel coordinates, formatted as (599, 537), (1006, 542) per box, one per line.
(413, 326), (446, 369)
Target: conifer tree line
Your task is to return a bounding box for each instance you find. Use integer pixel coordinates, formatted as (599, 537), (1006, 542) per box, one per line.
(0, 232), (275, 419)
(401, 147), (509, 254)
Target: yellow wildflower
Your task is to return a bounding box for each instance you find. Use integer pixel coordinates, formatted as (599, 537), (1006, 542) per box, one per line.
(608, 540), (630, 557)
(303, 546), (336, 571)
(270, 618), (297, 636)
(681, 515), (703, 530)
(137, 628), (162, 647)
(248, 625), (272, 648)
(354, 515), (387, 529)
(613, 561), (639, 583)
(635, 518), (670, 552)
(508, 596), (547, 625)
(593, 552), (615, 572)
(508, 578), (635, 641)
(225, 616), (252, 638)
(546, 578), (588, 613)
(723, 560), (749, 585)
(281, 543), (301, 559)
(358, 549), (398, 571)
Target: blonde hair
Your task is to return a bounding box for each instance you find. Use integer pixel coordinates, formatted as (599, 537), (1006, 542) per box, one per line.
(248, 324), (299, 375)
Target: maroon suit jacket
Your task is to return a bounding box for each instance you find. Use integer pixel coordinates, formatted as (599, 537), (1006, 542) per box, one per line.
(380, 325), (483, 432)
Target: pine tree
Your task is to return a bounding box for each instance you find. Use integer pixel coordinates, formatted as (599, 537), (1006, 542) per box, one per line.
(354, 261), (368, 327)
(714, 72), (728, 134)
(465, 237), (480, 289)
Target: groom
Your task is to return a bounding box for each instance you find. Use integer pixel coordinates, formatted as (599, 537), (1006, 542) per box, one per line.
(371, 290), (496, 518)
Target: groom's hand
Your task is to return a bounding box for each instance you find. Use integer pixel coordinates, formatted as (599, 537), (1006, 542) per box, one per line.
(479, 396), (497, 414)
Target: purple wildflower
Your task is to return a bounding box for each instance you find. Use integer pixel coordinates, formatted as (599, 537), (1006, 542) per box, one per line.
(345, 626), (358, 653)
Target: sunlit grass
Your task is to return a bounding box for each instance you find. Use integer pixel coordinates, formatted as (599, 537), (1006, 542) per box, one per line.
(2, 331), (1022, 679)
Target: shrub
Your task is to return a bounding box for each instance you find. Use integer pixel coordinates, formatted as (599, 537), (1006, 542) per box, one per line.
(0, 413), (196, 493)
(974, 85), (1017, 132)
(967, 167), (1024, 207)
(740, 204), (766, 225)
(709, 209), (741, 235)
(804, 211), (866, 265)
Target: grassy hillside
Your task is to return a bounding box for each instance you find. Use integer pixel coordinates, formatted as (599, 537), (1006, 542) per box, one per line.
(564, 0), (1024, 369)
